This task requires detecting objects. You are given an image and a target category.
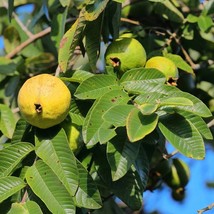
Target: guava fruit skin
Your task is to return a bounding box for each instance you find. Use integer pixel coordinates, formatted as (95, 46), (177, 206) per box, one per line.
(105, 37), (147, 74)
(18, 74), (71, 129)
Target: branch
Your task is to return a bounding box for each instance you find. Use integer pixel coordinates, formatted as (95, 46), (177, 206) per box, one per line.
(197, 203), (214, 214)
(6, 27), (51, 59)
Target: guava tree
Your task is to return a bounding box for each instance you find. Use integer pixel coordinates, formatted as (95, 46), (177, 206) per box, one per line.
(0, 0), (213, 213)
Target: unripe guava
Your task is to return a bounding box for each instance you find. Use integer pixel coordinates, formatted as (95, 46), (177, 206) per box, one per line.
(145, 56), (178, 83)
(18, 74), (71, 129)
(105, 37), (147, 75)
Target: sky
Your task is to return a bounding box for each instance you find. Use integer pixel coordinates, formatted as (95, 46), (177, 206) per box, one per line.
(1, 2), (214, 214)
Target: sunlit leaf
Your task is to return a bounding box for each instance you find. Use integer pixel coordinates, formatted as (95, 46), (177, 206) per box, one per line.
(8, 201), (43, 214)
(0, 176), (26, 203)
(25, 160), (76, 214)
(0, 142), (34, 177)
(158, 113), (205, 159)
(0, 104), (17, 138)
(126, 108), (158, 142)
(35, 129), (79, 196)
(83, 89), (130, 147)
(75, 75), (121, 99)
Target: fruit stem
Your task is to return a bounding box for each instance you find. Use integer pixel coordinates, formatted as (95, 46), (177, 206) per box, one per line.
(34, 104), (42, 113)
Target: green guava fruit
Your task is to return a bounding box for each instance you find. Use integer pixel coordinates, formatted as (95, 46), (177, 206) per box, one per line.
(105, 37), (147, 75)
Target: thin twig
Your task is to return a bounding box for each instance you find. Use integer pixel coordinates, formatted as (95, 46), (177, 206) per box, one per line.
(207, 119), (214, 128)
(197, 203), (214, 214)
(21, 189), (28, 203)
(6, 27), (51, 59)
(120, 17), (140, 26)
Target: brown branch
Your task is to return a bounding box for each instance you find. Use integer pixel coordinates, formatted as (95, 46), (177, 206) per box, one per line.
(197, 203), (214, 214)
(120, 17), (140, 26)
(6, 27), (51, 59)
(207, 119), (214, 128)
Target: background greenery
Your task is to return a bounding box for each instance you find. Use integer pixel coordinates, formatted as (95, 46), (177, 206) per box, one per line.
(0, 0), (213, 213)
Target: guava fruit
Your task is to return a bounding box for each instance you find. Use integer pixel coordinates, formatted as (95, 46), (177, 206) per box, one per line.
(145, 56), (178, 84)
(62, 121), (83, 154)
(18, 74), (71, 129)
(105, 37), (147, 75)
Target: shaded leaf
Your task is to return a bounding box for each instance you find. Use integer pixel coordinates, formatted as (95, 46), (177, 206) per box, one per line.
(0, 57), (17, 75)
(75, 74), (121, 99)
(83, 89), (130, 147)
(197, 14), (213, 32)
(25, 160), (76, 214)
(126, 108), (158, 142)
(0, 104), (16, 138)
(0, 176), (26, 203)
(74, 160), (102, 209)
(35, 129), (79, 196)
(0, 142), (34, 177)
(8, 0), (14, 22)
(158, 114), (205, 159)
(107, 137), (140, 181)
(3, 26), (21, 53)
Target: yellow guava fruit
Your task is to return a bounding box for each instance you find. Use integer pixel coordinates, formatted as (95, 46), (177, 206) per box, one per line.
(18, 74), (71, 129)
(145, 56), (178, 83)
(105, 37), (147, 74)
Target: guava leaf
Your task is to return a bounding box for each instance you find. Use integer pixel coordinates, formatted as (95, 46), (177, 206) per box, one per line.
(60, 70), (94, 84)
(102, 104), (135, 127)
(25, 160), (76, 214)
(0, 142), (34, 177)
(139, 103), (159, 115)
(74, 160), (102, 209)
(167, 91), (212, 117)
(75, 75), (121, 99)
(35, 129), (79, 196)
(58, 13), (86, 72)
(158, 113), (205, 159)
(153, 0), (184, 23)
(8, 201), (43, 214)
(84, 0), (109, 21)
(0, 57), (17, 74)
(0, 104), (16, 139)
(126, 108), (158, 142)
(107, 138), (140, 181)
(165, 53), (194, 74)
(159, 97), (193, 107)
(111, 166), (143, 211)
(0, 176), (26, 203)
(120, 68), (166, 93)
(83, 89), (130, 148)
(176, 110), (213, 140)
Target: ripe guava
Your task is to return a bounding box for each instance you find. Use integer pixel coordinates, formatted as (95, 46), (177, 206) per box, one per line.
(145, 56), (178, 84)
(105, 37), (147, 75)
(18, 74), (71, 129)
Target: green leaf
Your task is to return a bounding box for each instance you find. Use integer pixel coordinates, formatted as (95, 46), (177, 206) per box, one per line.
(25, 160), (76, 214)
(8, 0), (14, 22)
(84, 0), (109, 21)
(159, 97), (193, 107)
(153, 0), (184, 23)
(158, 114), (205, 159)
(59, 0), (70, 7)
(8, 201), (43, 214)
(0, 57), (17, 75)
(74, 161), (102, 209)
(197, 14), (213, 32)
(186, 14), (198, 23)
(120, 68), (166, 93)
(107, 138), (140, 181)
(126, 108), (158, 142)
(83, 89), (130, 147)
(75, 75), (121, 99)
(58, 12), (86, 72)
(164, 53), (194, 74)
(102, 104), (135, 127)
(3, 26), (21, 53)
(0, 142), (34, 177)
(139, 103), (159, 115)
(25, 53), (55, 72)
(176, 110), (213, 140)
(35, 129), (79, 196)
(84, 16), (102, 71)
(0, 176), (26, 203)
(111, 166), (143, 210)
(0, 104), (16, 138)
(51, 7), (68, 49)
